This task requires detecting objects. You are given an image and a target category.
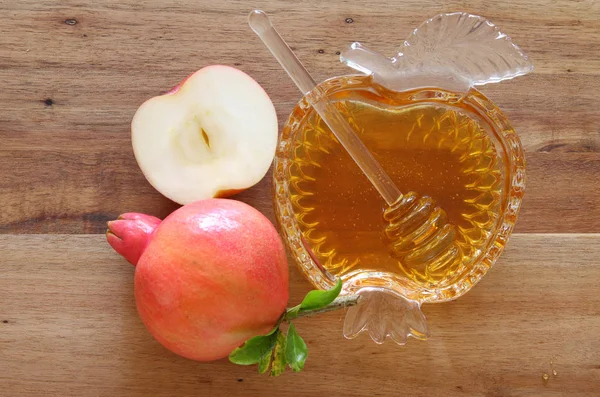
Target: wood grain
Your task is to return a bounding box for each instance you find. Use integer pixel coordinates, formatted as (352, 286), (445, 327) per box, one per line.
(1, 0), (599, 233)
(1, 234), (599, 396)
(1, 1), (599, 396)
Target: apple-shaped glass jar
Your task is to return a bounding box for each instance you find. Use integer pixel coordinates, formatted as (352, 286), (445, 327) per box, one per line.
(273, 13), (533, 344)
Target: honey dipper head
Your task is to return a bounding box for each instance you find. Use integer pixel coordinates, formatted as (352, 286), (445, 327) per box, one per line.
(384, 192), (461, 284)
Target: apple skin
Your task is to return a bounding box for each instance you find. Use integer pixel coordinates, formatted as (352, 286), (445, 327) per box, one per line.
(165, 73), (192, 95)
(106, 199), (289, 361)
(131, 65), (278, 205)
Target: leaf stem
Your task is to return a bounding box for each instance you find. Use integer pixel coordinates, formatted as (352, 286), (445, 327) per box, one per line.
(285, 294), (361, 321)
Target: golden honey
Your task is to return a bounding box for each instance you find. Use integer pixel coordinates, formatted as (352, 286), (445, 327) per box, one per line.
(278, 76), (517, 296)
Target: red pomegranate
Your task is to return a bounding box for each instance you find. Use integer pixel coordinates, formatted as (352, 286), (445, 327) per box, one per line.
(106, 199), (289, 361)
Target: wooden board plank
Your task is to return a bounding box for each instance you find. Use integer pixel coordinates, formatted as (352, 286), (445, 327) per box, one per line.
(1, 234), (599, 396)
(1, 1), (599, 233)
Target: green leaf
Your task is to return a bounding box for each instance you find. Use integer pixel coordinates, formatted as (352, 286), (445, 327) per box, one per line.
(264, 325), (280, 336)
(270, 329), (287, 376)
(229, 329), (278, 366)
(285, 305), (301, 320)
(285, 323), (307, 372)
(258, 349), (272, 374)
(299, 278), (342, 311)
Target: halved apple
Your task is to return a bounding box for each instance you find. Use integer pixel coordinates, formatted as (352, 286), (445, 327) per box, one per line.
(131, 65), (278, 205)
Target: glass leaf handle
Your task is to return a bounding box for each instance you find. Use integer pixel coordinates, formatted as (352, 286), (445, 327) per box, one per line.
(343, 288), (430, 345)
(341, 12), (534, 93)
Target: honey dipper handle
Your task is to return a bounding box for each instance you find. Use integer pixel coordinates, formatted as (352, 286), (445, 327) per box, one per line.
(248, 10), (402, 206)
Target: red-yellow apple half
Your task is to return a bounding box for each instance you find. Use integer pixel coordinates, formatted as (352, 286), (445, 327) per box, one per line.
(131, 65), (278, 205)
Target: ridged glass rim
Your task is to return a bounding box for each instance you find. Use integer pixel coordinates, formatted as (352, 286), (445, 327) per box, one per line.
(273, 75), (525, 304)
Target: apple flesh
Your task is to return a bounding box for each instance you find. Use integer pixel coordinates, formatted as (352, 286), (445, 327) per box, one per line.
(132, 65), (278, 205)
(106, 199), (289, 361)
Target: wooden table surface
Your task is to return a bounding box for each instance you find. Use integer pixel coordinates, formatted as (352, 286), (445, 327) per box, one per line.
(1, 1), (599, 396)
